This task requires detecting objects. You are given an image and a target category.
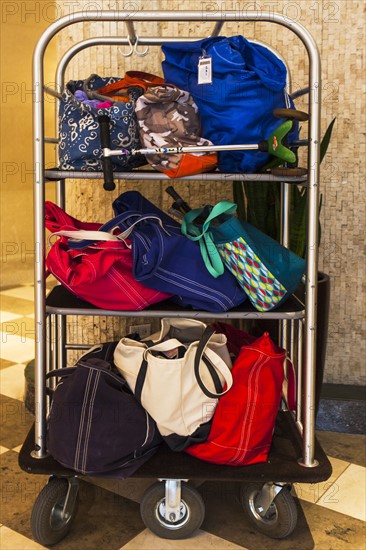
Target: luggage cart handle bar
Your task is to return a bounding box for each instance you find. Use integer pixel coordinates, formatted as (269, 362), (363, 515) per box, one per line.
(33, 10), (321, 468)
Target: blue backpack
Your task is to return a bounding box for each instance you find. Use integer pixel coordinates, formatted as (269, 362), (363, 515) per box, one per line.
(162, 35), (298, 174)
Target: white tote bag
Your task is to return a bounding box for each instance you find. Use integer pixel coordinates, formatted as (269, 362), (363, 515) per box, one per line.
(114, 318), (233, 451)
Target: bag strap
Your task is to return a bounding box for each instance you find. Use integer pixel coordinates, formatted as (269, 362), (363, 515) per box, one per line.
(283, 356), (296, 411)
(50, 229), (123, 243)
(100, 212), (169, 239)
(46, 367), (77, 380)
(134, 327), (233, 403)
(60, 212), (168, 250)
(96, 71), (166, 96)
(194, 327), (233, 398)
(46, 358), (127, 389)
(134, 337), (184, 403)
(181, 201), (238, 278)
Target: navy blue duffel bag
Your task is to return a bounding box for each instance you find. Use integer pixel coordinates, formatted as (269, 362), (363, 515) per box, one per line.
(111, 191), (247, 313)
(46, 341), (162, 478)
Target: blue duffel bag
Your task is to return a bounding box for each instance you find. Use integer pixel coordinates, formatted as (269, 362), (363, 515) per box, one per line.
(111, 191), (247, 313)
(162, 35), (298, 174)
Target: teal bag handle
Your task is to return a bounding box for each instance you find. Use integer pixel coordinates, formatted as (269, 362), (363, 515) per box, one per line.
(181, 201), (238, 278)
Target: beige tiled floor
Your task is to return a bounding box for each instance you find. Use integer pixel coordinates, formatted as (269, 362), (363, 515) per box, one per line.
(122, 529), (247, 549)
(0, 526), (46, 550)
(0, 285), (365, 550)
(317, 464), (366, 522)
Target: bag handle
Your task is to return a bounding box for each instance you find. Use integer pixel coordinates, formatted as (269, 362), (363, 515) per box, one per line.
(96, 71), (166, 97)
(134, 327), (233, 403)
(60, 212), (169, 250)
(100, 212), (170, 240)
(46, 358), (127, 389)
(181, 201), (238, 278)
(194, 327), (233, 398)
(50, 229), (124, 243)
(46, 367), (77, 380)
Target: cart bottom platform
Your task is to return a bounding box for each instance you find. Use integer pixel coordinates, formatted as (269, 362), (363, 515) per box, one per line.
(19, 411), (331, 483)
(19, 411), (332, 544)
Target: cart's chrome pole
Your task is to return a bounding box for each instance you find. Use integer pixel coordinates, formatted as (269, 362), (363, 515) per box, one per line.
(297, 36), (321, 470)
(53, 56), (64, 208)
(291, 87), (310, 100)
(32, 39), (47, 458)
(290, 320), (296, 367)
(51, 314), (58, 374)
(211, 21), (224, 36)
(57, 315), (67, 370)
(124, 20), (137, 43)
(297, 320), (304, 426)
(280, 181), (291, 357)
(46, 314), (53, 401)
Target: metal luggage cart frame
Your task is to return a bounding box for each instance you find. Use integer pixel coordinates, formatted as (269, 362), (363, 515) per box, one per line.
(19, 9), (332, 545)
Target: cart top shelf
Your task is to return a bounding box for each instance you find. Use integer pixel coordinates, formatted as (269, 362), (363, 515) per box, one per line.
(45, 169), (308, 184)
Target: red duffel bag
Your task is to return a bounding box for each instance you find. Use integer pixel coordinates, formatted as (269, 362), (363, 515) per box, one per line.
(45, 202), (172, 310)
(186, 332), (286, 466)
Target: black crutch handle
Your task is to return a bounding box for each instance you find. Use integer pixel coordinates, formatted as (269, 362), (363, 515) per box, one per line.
(165, 186), (191, 213)
(98, 114), (116, 191)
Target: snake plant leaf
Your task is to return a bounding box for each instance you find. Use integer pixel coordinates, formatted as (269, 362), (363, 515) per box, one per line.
(290, 186), (307, 257)
(244, 181), (273, 235)
(232, 181), (246, 221)
(289, 187), (323, 257)
(320, 117), (336, 164)
(245, 181), (267, 229)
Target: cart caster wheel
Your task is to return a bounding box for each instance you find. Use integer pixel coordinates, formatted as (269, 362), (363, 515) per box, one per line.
(271, 166), (308, 177)
(30, 477), (79, 546)
(273, 108), (309, 122)
(140, 482), (205, 539)
(240, 483), (298, 539)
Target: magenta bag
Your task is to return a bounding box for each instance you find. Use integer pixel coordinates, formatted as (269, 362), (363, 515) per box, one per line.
(45, 202), (172, 310)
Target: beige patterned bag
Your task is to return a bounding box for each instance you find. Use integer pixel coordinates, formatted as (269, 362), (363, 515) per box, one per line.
(134, 85), (217, 178)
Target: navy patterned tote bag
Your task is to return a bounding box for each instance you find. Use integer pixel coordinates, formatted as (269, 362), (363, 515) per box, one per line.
(58, 74), (146, 171)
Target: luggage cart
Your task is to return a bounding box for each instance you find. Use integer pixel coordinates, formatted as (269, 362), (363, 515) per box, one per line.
(19, 9), (332, 546)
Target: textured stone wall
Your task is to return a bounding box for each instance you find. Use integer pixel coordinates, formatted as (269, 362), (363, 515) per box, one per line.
(55, 0), (365, 384)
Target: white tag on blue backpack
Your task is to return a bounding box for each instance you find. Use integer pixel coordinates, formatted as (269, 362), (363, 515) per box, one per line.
(198, 55), (212, 85)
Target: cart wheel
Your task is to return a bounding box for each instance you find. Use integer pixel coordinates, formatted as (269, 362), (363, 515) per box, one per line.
(240, 483), (298, 539)
(271, 166), (308, 177)
(140, 481), (205, 539)
(273, 108), (309, 121)
(30, 478), (79, 546)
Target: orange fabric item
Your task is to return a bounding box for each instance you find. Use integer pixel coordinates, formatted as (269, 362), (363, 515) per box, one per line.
(97, 71), (166, 101)
(164, 152), (217, 179)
